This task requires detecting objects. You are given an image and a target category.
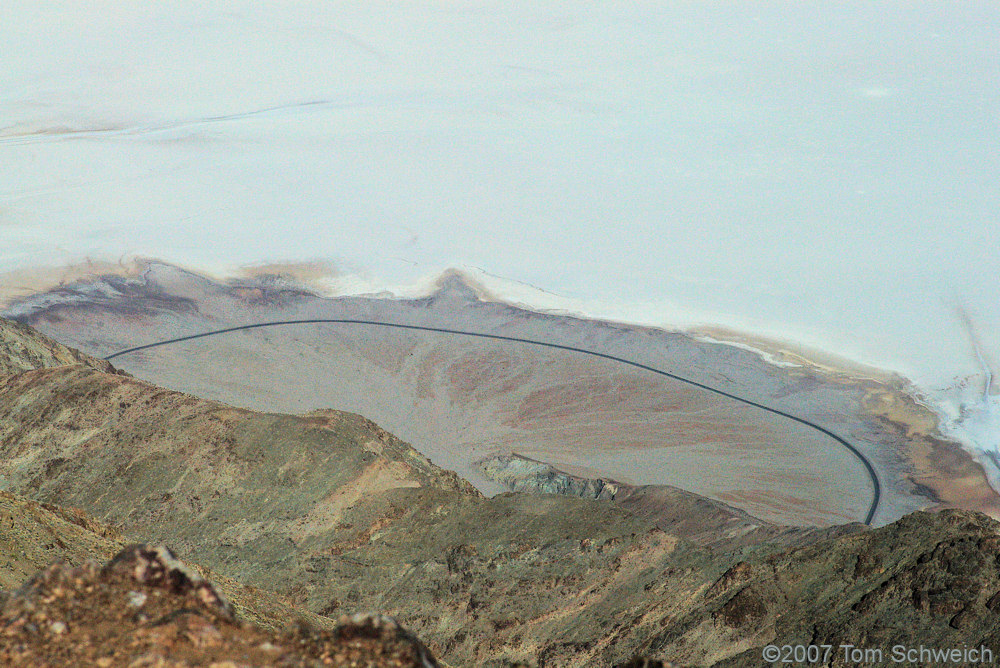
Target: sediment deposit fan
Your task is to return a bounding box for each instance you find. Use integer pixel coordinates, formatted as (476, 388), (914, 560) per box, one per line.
(106, 318), (881, 525)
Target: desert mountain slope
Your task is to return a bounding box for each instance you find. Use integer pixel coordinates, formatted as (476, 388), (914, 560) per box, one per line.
(706, 509), (1000, 666)
(0, 490), (124, 592)
(0, 361), (708, 664)
(3, 318), (1000, 666)
(0, 319), (807, 665)
(0, 317), (116, 377)
(0, 489), (337, 635)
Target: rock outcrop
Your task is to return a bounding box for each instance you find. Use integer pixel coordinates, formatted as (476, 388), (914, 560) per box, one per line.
(478, 453), (622, 500)
(0, 543), (439, 667)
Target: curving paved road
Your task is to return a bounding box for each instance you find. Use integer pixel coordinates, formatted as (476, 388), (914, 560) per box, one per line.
(105, 318), (881, 525)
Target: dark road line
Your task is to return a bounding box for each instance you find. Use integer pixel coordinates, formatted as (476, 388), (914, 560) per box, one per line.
(105, 318), (882, 525)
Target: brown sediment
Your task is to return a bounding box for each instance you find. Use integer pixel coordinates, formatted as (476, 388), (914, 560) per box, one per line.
(695, 323), (1000, 519)
(0, 257), (333, 311)
(862, 384), (1000, 519)
(0, 258), (146, 308)
(691, 324), (899, 384)
(713, 489), (858, 526)
(232, 260), (341, 288)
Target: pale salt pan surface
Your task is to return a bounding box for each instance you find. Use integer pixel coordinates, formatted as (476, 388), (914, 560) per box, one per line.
(2, 2), (999, 485)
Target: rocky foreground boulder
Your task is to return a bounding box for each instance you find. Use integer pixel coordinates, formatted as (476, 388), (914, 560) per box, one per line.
(0, 544), (439, 667)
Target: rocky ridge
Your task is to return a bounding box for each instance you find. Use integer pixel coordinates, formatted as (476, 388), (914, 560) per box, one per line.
(0, 318), (117, 377)
(478, 453), (622, 501)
